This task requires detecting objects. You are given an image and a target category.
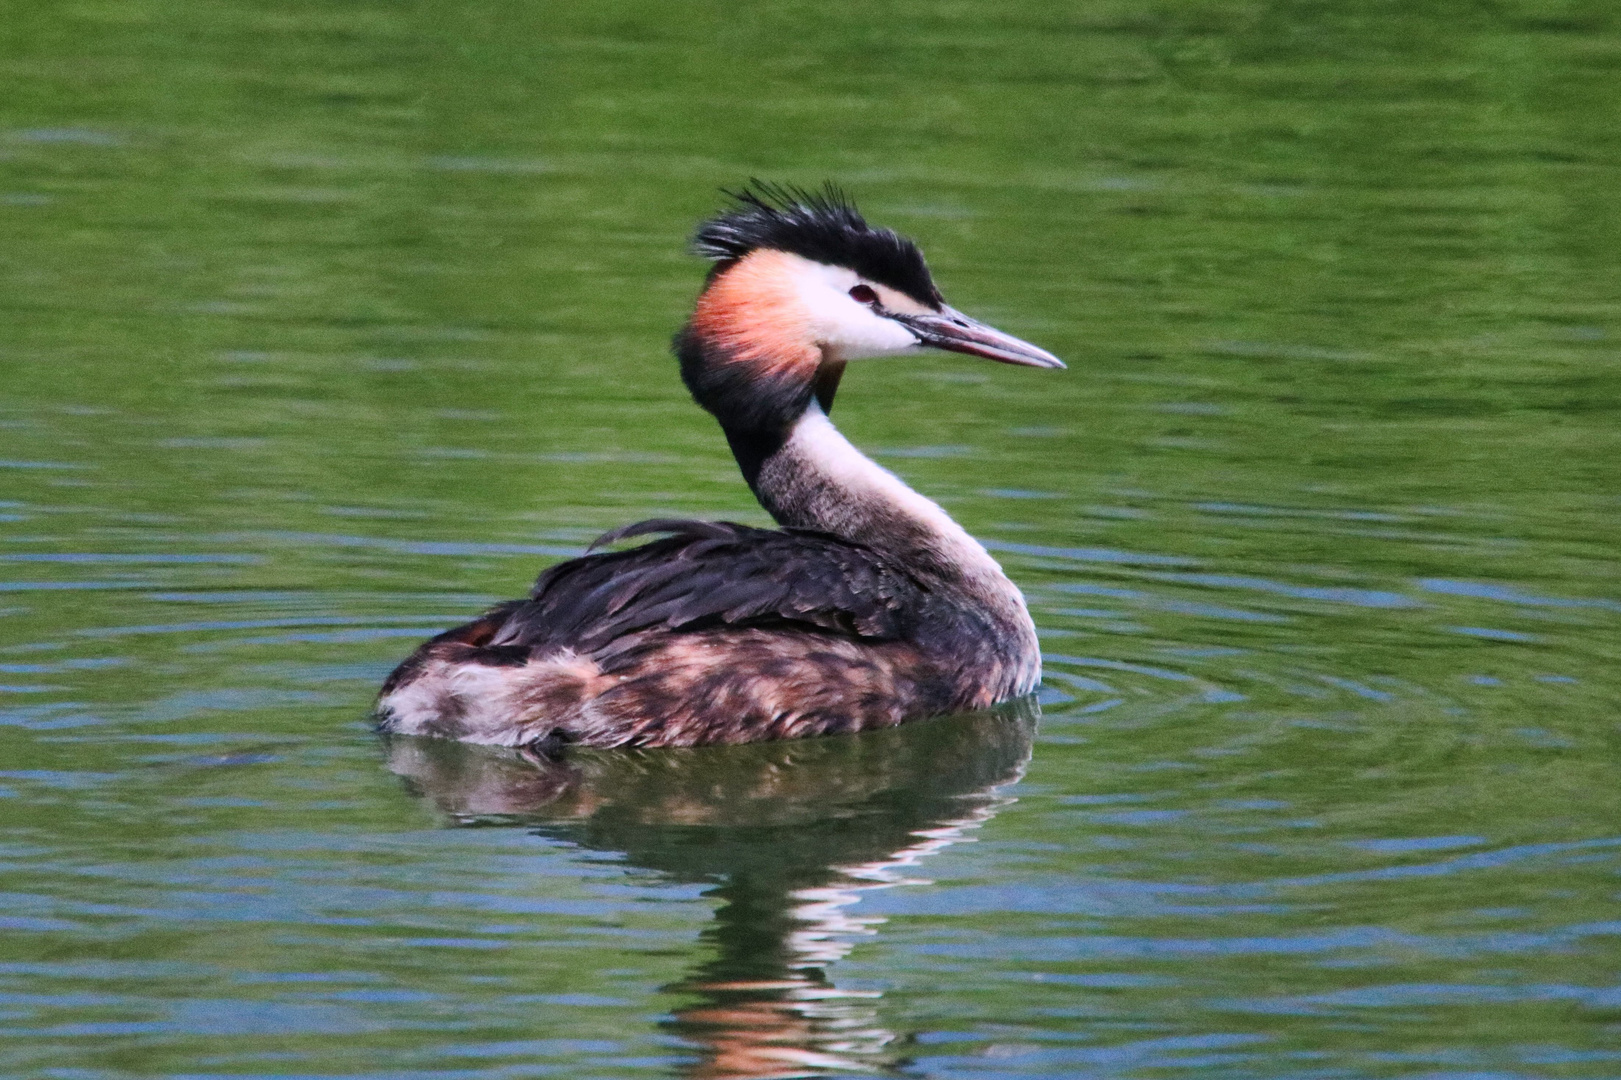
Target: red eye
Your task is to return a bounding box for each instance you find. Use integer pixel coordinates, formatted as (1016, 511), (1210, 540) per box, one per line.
(848, 284), (879, 305)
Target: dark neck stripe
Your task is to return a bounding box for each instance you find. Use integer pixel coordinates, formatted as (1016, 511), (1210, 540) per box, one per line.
(812, 361), (845, 416)
(674, 325), (813, 432)
(722, 425), (789, 492)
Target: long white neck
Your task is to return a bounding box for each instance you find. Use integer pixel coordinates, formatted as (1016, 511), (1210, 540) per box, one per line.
(742, 403), (1043, 698)
(752, 406), (1013, 595)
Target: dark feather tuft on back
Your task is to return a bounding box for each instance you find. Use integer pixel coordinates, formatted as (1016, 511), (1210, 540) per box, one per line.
(480, 520), (950, 653)
(693, 181), (943, 308)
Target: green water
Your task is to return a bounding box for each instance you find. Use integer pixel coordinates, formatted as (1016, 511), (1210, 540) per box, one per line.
(3, 1), (1620, 1076)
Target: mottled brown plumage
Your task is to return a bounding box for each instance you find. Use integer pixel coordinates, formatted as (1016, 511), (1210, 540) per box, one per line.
(378, 521), (1018, 747)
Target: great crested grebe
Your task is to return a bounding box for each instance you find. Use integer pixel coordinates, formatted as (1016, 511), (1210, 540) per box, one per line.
(377, 183), (1063, 749)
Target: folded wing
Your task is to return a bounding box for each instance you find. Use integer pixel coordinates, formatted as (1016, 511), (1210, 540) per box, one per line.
(487, 520), (930, 654)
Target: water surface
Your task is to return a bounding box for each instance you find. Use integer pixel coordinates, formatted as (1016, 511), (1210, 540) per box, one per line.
(2, 1), (1620, 1076)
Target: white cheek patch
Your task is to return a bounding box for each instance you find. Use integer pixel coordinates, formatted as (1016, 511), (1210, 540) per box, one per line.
(781, 255), (923, 360)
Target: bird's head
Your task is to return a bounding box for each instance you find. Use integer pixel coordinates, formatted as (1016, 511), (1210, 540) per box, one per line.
(674, 183), (1063, 434)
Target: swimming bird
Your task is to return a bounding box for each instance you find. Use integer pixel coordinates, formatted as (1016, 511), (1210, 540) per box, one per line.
(377, 183), (1063, 749)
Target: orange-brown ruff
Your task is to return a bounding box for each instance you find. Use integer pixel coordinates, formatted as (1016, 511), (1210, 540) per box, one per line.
(377, 184), (1063, 748)
(690, 250), (821, 381)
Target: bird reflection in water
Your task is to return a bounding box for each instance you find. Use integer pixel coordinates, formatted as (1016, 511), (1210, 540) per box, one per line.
(385, 698), (1038, 1079)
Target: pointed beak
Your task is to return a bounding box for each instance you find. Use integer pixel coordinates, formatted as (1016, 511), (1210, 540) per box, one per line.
(895, 306), (1065, 369)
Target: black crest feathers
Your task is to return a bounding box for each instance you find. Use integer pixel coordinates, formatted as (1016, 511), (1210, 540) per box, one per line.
(693, 181), (943, 308)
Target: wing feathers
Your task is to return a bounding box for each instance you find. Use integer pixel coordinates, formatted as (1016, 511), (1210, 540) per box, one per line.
(587, 517), (737, 551)
(491, 519), (928, 653)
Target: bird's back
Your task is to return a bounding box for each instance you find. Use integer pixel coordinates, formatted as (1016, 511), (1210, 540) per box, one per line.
(376, 521), (1013, 748)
